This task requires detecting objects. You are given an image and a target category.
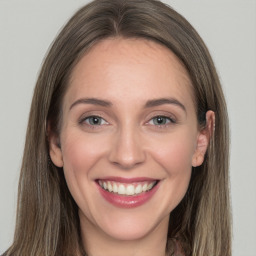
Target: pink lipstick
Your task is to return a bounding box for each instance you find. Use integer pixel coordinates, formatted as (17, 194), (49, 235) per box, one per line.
(96, 177), (159, 208)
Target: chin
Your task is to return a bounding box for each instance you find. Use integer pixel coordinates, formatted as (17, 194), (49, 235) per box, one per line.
(90, 205), (170, 242)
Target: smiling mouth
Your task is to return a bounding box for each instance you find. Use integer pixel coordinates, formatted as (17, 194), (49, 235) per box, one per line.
(97, 180), (158, 196)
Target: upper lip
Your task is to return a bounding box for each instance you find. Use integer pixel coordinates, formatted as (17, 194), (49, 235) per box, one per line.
(96, 176), (159, 183)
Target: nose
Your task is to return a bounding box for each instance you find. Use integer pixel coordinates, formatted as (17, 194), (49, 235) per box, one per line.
(108, 126), (146, 169)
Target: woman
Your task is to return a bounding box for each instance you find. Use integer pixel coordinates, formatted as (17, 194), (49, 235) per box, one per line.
(3, 0), (231, 255)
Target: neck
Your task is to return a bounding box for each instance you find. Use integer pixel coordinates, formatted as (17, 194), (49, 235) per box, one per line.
(79, 212), (169, 256)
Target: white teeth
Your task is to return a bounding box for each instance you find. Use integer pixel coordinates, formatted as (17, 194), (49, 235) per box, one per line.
(113, 183), (118, 193)
(118, 184), (126, 195)
(148, 182), (154, 190)
(142, 183), (148, 192)
(99, 180), (157, 196)
(126, 185), (135, 195)
(107, 181), (113, 192)
(135, 184), (142, 194)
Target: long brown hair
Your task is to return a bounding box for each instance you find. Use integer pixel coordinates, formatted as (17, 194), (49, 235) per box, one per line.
(5, 0), (231, 255)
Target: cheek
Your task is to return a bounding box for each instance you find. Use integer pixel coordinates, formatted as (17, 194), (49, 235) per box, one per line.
(151, 131), (196, 175)
(149, 131), (196, 210)
(59, 131), (110, 200)
(59, 130), (112, 216)
(61, 131), (107, 172)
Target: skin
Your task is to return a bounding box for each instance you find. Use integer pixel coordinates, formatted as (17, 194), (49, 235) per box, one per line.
(49, 38), (214, 256)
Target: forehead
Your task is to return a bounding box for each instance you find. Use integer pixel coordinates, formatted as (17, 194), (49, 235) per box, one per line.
(66, 37), (194, 108)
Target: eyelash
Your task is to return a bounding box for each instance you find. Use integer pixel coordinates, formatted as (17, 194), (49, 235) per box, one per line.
(79, 115), (108, 127)
(79, 115), (176, 129)
(147, 115), (176, 127)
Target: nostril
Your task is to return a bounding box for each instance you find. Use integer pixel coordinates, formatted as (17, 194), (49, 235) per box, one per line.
(111, 159), (143, 170)
(108, 146), (146, 169)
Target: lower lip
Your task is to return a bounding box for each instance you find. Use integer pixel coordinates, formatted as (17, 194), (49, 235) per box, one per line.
(97, 182), (159, 208)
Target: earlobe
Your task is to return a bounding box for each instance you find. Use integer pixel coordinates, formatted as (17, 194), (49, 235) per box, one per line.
(47, 124), (63, 167)
(192, 154), (204, 167)
(49, 134), (63, 167)
(192, 110), (215, 167)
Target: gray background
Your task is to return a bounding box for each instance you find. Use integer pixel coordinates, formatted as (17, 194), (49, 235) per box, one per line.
(0, 0), (255, 255)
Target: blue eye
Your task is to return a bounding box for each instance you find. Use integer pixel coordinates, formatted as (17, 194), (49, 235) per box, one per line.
(83, 116), (108, 126)
(149, 116), (174, 126)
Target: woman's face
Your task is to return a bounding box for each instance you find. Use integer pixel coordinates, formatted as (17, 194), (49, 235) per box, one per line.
(50, 38), (208, 242)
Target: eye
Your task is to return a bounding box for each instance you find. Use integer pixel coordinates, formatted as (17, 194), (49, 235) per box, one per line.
(81, 116), (108, 126)
(148, 116), (175, 126)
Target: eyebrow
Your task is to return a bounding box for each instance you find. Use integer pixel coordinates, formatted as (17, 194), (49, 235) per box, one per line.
(69, 98), (112, 110)
(144, 98), (186, 112)
(69, 97), (186, 112)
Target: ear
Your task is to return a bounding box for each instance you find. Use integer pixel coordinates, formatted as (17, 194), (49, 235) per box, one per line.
(48, 124), (63, 168)
(192, 111), (215, 167)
